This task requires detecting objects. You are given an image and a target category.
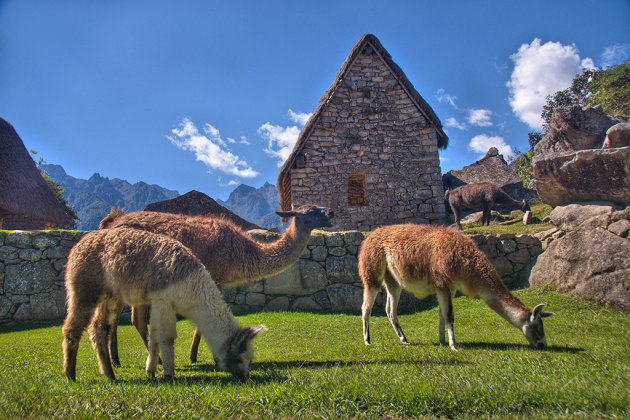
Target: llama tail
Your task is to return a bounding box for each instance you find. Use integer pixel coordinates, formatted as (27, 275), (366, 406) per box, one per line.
(99, 208), (125, 229)
(444, 188), (451, 201)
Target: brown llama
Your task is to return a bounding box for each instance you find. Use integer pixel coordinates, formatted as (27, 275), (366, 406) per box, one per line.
(100, 204), (333, 365)
(62, 227), (266, 382)
(444, 182), (531, 230)
(359, 224), (554, 350)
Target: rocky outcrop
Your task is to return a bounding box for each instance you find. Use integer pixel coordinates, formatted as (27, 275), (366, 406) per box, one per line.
(533, 147), (630, 206)
(534, 105), (626, 154)
(443, 147), (537, 202)
(532, 105), (630, 206)
(603, 122), (630, 149)
(530, 204), (630, 311)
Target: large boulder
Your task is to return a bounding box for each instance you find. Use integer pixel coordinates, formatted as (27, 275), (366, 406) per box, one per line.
(603, 121), (630, 149)
(534, 105), (626, 154)
(443, 147), (537, 202)
(533, 146), (630, 207)
(530, 204), (630, 311)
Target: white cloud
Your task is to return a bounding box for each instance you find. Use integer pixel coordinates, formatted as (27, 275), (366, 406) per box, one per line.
(445, 117), (467, 130)
(288, 109), (312, 125)
(467, 109), (493, 127)
(435, 89), (459, 109)
(258, 123), (301, 164)
(239, 136), (250, 145)
(168, 117), (259, 178)
(601, 44), (630, 68)
(259, 109), (311, 166)
(469, 134), (514, 159)
(507, 38), (594, 129)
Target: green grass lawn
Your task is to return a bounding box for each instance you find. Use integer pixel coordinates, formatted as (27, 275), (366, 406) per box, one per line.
(461, 201), (554, 235)
(0, 288), (628, 419)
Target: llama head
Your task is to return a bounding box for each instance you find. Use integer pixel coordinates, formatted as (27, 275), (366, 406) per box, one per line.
(276, 204), (334, 229)
(221, 325), (267, 379)
(522, 303), (555, 349)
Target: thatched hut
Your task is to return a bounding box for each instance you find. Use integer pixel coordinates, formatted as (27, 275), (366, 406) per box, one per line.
(0, 117), (70, 229)
(277, 34), (448, 231)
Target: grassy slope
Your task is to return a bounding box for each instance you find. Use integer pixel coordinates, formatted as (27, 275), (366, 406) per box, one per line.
(461, 201), (554, 236)
(0, 288), (628, 419)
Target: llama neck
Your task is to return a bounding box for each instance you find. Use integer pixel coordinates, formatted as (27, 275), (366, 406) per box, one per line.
(480, 282), (530, 329)
(188, 271), (241, 358)
(495, 191), (524, 210)
(245, 218), (311, 280)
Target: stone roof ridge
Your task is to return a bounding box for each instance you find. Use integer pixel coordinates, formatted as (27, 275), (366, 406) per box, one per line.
(277, 33), (447, 196)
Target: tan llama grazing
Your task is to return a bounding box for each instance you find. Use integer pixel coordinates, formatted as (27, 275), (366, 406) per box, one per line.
(359, 224), (554, 350)
(444, 182), (532, 230)
(99, 204), (333, 364)
(62, 227), (267, 382)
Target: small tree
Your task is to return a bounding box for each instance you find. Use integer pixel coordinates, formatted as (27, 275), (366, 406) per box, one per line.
(30, 150), (78, 229)
(586, 60), (630, 116)
(509, 131), (541, 188)
(541, 61), (630, 133)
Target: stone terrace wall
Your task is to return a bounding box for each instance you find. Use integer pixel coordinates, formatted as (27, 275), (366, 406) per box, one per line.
(0, 230), (543, 324)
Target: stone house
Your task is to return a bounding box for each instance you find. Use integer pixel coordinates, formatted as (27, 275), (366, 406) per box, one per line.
(277, 34), (448, 231)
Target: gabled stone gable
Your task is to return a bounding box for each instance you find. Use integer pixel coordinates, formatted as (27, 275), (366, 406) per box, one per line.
(285, 36), (446, 231)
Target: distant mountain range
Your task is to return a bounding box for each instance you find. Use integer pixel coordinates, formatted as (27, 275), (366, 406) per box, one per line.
(218, 183), (281, 229)
(42, 164), (282, 230)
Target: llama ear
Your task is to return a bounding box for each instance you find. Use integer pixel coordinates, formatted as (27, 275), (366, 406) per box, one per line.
(250, 324), (268, 337)
(539, 311), (556, 318)
(276, 211), (297, 218)
(231, 325), (268, 350)
(531, 303), (548, 321)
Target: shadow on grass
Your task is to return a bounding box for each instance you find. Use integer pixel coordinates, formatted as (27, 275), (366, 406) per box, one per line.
(0, 319), (63, 333)
(114, 371), (279, 386)
(183, 357), (470, 376)
(449, 341), (585, 353)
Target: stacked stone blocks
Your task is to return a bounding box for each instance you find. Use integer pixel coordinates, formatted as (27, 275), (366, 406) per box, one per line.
(1, 229), (544, 324)
(290, 50), (445, 231)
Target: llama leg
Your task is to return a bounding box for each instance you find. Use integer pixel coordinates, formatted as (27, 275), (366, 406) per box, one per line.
(62, 296), (98, 381)
(108, 302), (126, 367)
(109, 321), (120, 367)
(147, 302), (178, 381)
(483, 203), (491, 226)
(436, 288), (458, 351)
(89, 300), (117, 380)
(189, 328), (202, 363)
(132, 305), (150, 350)
(384, 274), (408, 344)
(438, 308), (446, 346)
(145, 339), (160, 379)
(362, 285), (379, 345)
(453, 206), (463, 230)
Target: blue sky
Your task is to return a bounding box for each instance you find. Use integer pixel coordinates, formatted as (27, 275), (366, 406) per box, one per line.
(1, 1), (629, 201)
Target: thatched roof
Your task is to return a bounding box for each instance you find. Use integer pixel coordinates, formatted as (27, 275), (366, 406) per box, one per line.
(276, 34), (448, 212)
(144, 190), (263, 231)
(0, 117), (70, 226)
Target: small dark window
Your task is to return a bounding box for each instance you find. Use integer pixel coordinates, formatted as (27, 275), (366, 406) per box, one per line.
(295, 154), (305, 168)
(348, 173), (367, 206)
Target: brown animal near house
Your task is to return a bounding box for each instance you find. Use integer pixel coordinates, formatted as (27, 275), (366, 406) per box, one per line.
(62, 227), (267, 382)
(444, 182), (531, 230)
(358, 224), (555, 350)
(99, 204), (333, 365)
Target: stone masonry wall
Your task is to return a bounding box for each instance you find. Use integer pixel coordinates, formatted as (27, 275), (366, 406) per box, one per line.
(0, 229), (543, 324)
(290, 47), (445, 231)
